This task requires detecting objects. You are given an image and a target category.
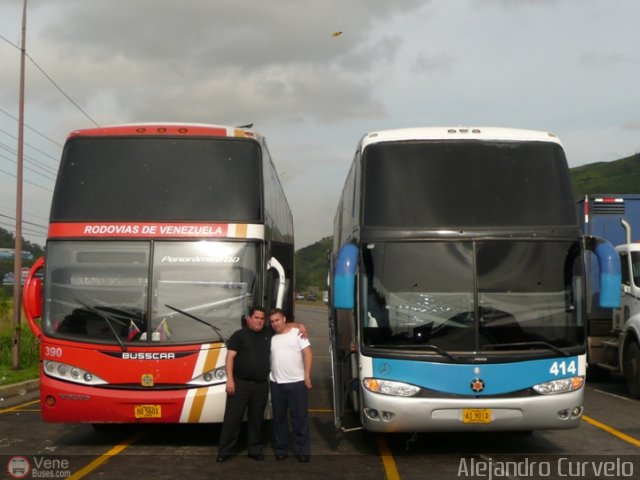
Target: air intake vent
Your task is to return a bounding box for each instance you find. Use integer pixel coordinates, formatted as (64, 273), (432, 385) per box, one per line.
(593, 198), (625, 215)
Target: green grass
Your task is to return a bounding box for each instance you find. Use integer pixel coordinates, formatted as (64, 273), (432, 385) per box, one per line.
(0, 293), (40, 386)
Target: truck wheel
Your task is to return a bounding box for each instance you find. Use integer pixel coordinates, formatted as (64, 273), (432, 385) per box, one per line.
(623, 342), (640, 399)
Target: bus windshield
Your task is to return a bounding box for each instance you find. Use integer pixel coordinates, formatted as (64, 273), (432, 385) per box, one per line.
(362, 240), (584, 355)
(45, 240), (259, 345)
(363, 140), (575, 228)
(51, 136), (262, 222)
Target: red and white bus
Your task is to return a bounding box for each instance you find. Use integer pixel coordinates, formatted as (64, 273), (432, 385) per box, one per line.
(22, 123), (294, 424)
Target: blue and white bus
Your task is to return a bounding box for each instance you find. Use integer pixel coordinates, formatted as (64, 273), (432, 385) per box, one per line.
(330, 126), (620, 432)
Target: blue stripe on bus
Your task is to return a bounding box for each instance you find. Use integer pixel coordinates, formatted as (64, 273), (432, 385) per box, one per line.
(371, 356), (580, 395)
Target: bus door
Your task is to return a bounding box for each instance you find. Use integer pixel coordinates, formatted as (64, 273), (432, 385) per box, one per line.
(330, 243), (359, 430)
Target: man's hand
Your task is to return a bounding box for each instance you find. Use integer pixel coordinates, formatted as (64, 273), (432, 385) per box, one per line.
(226, 378), (236, 396)
(290, 322), (308, 339)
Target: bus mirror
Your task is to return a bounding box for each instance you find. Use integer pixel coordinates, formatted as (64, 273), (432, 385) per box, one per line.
(267, 256), (286, 309)
(23, 256), (45, 337)
(333, 243), (358, 309)
(587, 236), (621, 308)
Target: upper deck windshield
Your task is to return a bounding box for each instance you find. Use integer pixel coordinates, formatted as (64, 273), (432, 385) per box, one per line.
(50, 136), (262, 222)
(44, 241), (259, 345)
(363, 139), (575, 228)
(362, 241), (585, 358)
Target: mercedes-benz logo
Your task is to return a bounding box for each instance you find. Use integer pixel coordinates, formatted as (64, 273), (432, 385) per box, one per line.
(378, 363), (391, 375)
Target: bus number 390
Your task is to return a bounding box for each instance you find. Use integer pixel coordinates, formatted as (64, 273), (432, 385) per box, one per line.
(45, 346), (63, 358)
(549, 360), (577, 376)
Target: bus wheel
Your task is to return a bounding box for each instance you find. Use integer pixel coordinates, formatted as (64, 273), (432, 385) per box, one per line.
(623, 342), (640, 399)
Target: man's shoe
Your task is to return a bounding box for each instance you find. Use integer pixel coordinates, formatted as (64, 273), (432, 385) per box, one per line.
(248, 454), (264, 461)
(297, 455), (310, 463)
(216, 455), (229, 463)
(275, 454), (288, 461)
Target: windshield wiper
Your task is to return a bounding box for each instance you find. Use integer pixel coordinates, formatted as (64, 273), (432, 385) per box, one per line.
(371, 343), (460, 362)
(164, 304), (226, 344)
(483, 341), (570, 357)
(74, 298), (128, 352)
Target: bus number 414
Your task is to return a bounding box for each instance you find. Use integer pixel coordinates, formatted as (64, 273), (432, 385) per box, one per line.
(549, 360), (577, 376)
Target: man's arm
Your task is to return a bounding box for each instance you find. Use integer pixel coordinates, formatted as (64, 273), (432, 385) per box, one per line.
(289, 322), (308, 339)
(302, 346), (313, 390)
(225, 349), (238, 395)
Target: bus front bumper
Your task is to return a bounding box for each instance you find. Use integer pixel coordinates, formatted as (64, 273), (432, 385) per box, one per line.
(359, 387), (584, 432)
(39, 376), (227, 423)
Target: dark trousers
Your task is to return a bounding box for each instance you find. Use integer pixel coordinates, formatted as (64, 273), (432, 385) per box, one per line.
(270, 380), (310, 456)
(218, 378), (269, 456)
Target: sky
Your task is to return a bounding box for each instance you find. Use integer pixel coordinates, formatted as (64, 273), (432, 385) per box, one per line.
(1, 0), (640, 249)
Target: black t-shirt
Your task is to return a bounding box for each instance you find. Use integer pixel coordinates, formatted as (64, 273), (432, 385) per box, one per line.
(227, 326), (274, 382)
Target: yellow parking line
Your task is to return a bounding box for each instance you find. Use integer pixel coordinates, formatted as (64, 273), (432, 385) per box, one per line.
(68, 429), (147, 479)
(0, 399), (39, 414)
(582, 415), (640, 448)
(376, 435), (400, 480)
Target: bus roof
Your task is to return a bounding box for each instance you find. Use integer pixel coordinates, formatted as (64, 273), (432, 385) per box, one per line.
(359, 126), (562, 150)
(67, 123), (262, 141)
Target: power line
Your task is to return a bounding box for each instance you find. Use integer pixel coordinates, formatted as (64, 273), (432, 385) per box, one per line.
(0, 107), (64, 148)
(25, 52), (100, 128)
(0, 212), (46, 231)
(0, 165), (52, 192)
(0, 140), (59, 177)
(1, 32), (100, 128)
(0, 126), (60, 164)
(0, 203), (49, 223)
(0, 150), (57, 182)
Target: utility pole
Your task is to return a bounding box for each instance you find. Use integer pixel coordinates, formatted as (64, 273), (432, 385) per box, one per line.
(12, 0), (27, 369)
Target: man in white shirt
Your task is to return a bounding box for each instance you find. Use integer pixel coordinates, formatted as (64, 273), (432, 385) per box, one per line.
(268, 308), (313, 462)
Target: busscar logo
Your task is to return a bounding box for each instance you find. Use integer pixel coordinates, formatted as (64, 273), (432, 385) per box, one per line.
(100, 350), (196, 360)
(7, 456), (30, 479)
(122, 352), (176, 360)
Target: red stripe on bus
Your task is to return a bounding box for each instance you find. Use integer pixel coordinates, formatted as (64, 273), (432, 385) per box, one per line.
(48, 222), (229, 238)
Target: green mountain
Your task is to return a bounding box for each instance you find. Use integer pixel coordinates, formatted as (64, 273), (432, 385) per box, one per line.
(296, 153), (640, 291)
(571, 152), (640, 197)
(294, 236), (332, 293)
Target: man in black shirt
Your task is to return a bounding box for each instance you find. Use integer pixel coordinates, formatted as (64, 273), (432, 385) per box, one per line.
(216, 306), (305, 462)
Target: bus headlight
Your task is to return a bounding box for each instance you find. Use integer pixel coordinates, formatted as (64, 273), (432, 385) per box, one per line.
(533, 376), (584, 395)
(44, 360), (107, 386)
(362, 378), (420, 397)
(188, 366), (226, 386)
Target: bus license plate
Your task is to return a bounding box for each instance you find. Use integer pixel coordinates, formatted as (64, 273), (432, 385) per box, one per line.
(135, 404), (161, 419)
(462, 408), (492, 424)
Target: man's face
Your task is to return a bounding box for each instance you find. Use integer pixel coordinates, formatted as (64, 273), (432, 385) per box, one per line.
(269, 312), (286, 333)
(246, 310), (265, 332)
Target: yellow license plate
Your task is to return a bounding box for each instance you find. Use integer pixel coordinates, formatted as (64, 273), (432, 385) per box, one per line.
(135, 404), (162, 419)
(462, 408), (492, 423)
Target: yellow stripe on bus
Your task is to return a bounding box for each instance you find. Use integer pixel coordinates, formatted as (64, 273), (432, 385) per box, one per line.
(187, 346), (221, 422)
(235, 223), (248, 238)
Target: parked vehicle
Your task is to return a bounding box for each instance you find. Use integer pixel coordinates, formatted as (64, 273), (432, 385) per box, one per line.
(578, 194), (640, 396)
(329, 127), (620, 433)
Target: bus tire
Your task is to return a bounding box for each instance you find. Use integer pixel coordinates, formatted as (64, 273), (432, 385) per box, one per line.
(623, 342), (640, 399)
